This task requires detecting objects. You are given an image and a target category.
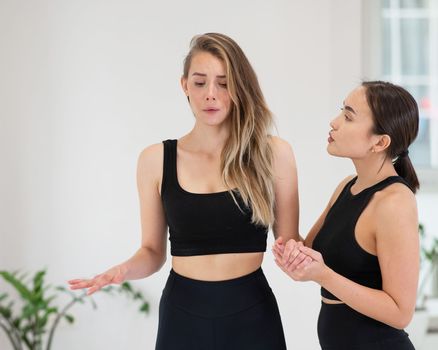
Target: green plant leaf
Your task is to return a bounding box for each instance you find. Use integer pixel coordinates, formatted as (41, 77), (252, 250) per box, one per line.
(0, 271), (33, 301)
(22, 323), (34, 334)
(33, 270), (46, 294)
(37, 314), (49, 329)
(22, 304), (38, 319)
(139, 303), (149, 313)
(45, 295), (57, 306)
(101, 286), (115, 295)
(0, 305), (12, 319)
(2, 268), (150, 349)
(64, 314), (74, 324)
(47, 307), (57, 314)
(0, 293), (8, 303)
(12, 315), (22, 327)
(16, 271), (29, 281)
(121, 282), (133, 293)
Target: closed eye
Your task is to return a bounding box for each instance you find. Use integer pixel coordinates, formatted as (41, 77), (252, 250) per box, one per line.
(340, 107), (352, 121)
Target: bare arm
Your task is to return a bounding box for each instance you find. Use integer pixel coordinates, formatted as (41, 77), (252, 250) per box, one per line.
(121, 143), (168, 279)
(69, 143), (168, 294)
(270, 136), (299, 241)
(274, 176), (354, 275)
(280, 186), (419, 329)
(318, 188), (419, 328)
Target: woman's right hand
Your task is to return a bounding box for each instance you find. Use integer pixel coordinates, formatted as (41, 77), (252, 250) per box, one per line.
(68, 265), (127, 295)
(272, 237), (312, 275)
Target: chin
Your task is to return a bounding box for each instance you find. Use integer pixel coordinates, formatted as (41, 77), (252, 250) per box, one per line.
(326, 144), (335, 155)
(201, 115), (229, 127)
(327, 149), (337, 157)
(326, 145), (343, 158)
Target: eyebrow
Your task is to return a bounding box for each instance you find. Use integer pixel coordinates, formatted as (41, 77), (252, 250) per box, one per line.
(343, 101), (356, 114)
(192, 72), (226, 78)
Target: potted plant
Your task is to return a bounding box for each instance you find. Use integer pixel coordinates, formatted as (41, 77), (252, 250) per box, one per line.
(0, 269), (149, 350)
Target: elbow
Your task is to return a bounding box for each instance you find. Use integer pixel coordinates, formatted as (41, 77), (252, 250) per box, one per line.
(392, 320), (410, 330)
(157, 254), (167, 271)
(142, 246), (167, 274)
(400, 312), (414, 330)
(150, 250), (166, 274)
(390, 311), (414, 330)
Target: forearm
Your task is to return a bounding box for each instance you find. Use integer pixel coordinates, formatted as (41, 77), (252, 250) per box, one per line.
(274, 231), (301, 241)
(120, 247), (166, 281)
(320, 267), (413, 329)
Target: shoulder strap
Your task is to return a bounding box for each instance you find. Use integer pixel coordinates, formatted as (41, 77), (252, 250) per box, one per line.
(161, 139), (178, 195)
(367, 175), (411, 194)
(352, 176), (411, 217)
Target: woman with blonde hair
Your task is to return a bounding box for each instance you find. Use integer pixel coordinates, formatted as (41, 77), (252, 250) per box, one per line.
(69, 33), (299, 349)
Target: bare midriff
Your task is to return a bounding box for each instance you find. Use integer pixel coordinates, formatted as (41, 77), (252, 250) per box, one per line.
(322, 296), (344, 304)
(172, 252), (264, 281)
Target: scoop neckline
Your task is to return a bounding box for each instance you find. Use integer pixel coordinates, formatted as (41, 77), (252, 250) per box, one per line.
(174, 139), (237, 196)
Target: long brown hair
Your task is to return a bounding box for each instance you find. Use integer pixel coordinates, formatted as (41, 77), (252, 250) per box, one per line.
(183, 33), (275, 225)
(362, 81), (420, 192)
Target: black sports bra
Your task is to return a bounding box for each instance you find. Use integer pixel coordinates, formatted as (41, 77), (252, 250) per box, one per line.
(160, 139), (268, 256)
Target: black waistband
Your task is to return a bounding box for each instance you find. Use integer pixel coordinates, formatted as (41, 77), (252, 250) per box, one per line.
(162, 267), (272, 318)
(169, 267), (264, 286)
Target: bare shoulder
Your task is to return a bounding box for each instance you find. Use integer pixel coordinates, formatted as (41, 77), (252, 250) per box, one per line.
(373, 182), (417, 218)
(268, 136), (297, 181)
(373, 182), (418, 254)
(138, 143), (163, 165)
(137, 143), (164, 187)
(269, 135), (294, 158)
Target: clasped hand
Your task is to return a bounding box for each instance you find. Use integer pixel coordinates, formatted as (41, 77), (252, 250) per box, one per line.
(272, 237), (327, 284)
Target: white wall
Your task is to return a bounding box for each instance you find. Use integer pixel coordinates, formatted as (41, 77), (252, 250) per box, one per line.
(0, 0), (367, 349)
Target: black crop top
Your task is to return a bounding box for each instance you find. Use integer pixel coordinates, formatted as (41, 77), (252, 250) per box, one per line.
(160, 139), (268, 256)
(312, 176), (411, 301)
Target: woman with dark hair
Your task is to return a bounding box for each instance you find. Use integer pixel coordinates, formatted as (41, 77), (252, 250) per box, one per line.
(274, 81), (419, 349)
(69, 33), (299, 349)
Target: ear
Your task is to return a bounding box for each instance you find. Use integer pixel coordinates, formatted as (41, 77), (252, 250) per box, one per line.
(180, 76), (188, 96)
(372, 134), (391, 153)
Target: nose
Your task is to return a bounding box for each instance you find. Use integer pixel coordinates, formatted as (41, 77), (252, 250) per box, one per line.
(205, 84), (217, 101)
(329, 119), (336, 130)
(330, 114), (340, 130)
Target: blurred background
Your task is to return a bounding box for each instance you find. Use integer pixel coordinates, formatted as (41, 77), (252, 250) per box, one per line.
(1, 0), (437, 349)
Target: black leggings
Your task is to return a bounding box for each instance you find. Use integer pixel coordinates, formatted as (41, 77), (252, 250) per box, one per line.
(318, 302), (414, 350)
(155, 268), (286, 350)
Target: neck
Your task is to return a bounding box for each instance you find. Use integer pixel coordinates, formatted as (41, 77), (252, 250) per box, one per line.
(352, 155), (398, 188)
(183, 121), (230, 154)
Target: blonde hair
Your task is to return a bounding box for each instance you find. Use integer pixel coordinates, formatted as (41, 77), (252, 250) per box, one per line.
(183, 33), (275, 226)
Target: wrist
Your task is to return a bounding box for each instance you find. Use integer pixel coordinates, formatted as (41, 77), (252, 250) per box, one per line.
(316, 264), (332, 286)
(116, 263), (129, 281)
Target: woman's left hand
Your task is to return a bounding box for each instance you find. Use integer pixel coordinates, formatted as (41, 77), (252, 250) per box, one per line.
(274, 244), (329, 284)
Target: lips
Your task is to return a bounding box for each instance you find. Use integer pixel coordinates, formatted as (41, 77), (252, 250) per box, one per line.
(328, 132), (334, 143)
(203, 108), (220, 112)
